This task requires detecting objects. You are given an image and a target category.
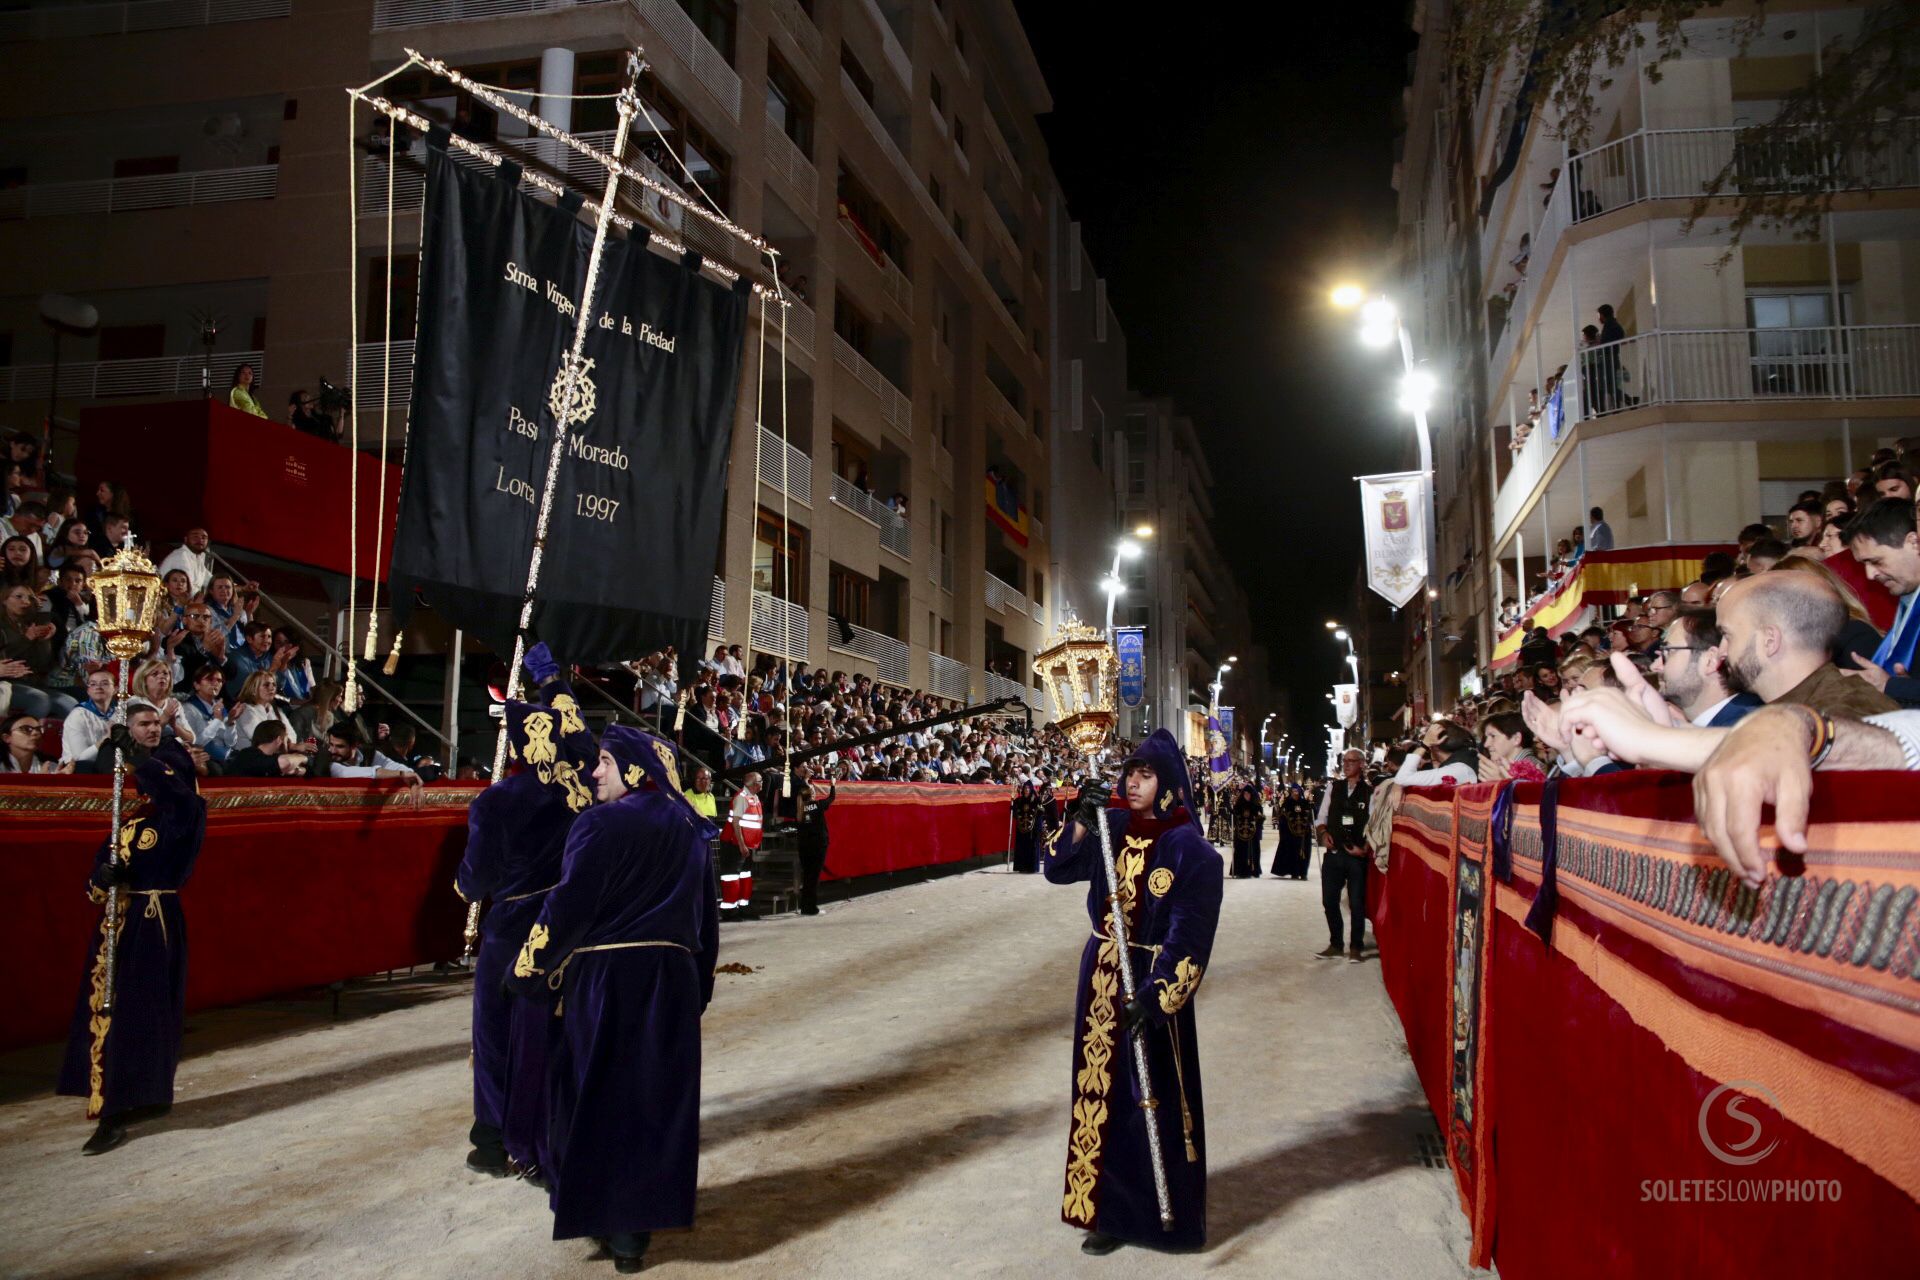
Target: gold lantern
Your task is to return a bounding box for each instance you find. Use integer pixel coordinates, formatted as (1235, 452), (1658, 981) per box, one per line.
(92, 544), (167, 661)
(1032, 613), (1120, 758)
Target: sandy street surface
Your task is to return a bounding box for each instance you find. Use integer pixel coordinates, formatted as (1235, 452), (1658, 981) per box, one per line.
(0, 831), (1474, 1280)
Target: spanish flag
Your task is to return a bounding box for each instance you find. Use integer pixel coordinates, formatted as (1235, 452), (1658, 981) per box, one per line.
(985, 477), (1029, 547)
(1490, 544), (1732, 668)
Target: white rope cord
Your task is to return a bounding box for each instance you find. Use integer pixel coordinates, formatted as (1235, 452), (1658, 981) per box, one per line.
(402, 49), (771, 256)
(776, 260), (792, 798)
(347, 90), (783, 299)
(737, 287), (768, 743)
(364, 111), (398, 666)
(344, 95), (363, 712)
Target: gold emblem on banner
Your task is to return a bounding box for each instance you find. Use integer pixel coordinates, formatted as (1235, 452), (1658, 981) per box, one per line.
(548, 353), (598, 428)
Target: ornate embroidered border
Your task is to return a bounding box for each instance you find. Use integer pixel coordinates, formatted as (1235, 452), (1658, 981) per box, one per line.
(0, 784), (484, 815)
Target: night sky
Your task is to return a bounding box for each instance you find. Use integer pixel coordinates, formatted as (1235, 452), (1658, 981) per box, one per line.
(1017, 4), (1419, 730)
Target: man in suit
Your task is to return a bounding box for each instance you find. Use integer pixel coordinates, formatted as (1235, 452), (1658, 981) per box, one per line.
(1655, 608), (1762, 727)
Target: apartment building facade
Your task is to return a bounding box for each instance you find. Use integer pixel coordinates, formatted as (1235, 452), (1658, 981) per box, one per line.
(1393, 0), (1920, 709)
(1, 0), (1076, 712)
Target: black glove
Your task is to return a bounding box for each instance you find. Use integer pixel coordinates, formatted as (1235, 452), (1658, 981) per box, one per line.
(107, 724), (136, 756)
(89, 859), (134, 892)
(1116, 995), (1153, 1036)
(1072, 781), (1111, 830)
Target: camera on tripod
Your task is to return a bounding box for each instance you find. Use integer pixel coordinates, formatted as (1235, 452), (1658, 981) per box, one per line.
(315, 378), (353, 414)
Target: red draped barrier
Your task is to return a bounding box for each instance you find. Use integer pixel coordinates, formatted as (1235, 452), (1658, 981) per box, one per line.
(3, 775), (1026, 1049)
(1374, 776), (1920, 1277)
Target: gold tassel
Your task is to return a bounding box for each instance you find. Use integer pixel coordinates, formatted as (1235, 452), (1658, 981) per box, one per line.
(674, 692), (687, 731)
(343, 668), (361, 713)
(383, 631), (404, 676)
(362, 615), (380, 663)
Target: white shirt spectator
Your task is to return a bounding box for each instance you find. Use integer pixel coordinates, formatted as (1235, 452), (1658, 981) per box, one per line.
(329, 749), (415, 779)
(1393, 752), (1478, 787)
(61, 701), (116, 764)
(1588, 519), (1615, 551)
(156, 544), (213, 596)
(234, 701), (299, 747)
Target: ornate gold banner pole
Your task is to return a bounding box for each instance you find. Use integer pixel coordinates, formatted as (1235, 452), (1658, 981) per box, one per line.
(1035, 617), (1174, 1230)
(92, 539), (166, 1014)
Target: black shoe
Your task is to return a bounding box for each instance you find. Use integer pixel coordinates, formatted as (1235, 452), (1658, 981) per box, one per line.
(1314, 944), (1343, 959)
(1081, 1232), (1124, 1256)
(466, 1144), (510, 1176)
(800, 906), (820, 916)
(81, 1119), (127, 1156)
(608, 1231), (650, 1273)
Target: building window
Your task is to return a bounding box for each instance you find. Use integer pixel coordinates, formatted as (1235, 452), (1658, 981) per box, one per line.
(930, 75), (945, 115)
(829, 563), (871, 627)
(833, 293), (874, 356)
(767, 49), (814, 155)
(841, 45), (875, 106)
(953, 117), (967, 155)
(754, 507), (809, 603)
(837, 163), (908, 267)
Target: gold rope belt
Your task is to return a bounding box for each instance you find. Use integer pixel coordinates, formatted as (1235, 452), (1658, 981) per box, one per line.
(498, 882), (557, 903)
(545, 939), (692, 991)
(126, 888), (178, 945)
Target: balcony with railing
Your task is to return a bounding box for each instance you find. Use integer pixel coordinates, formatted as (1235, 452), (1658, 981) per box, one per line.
(840, 68), (913, 186)
(828, 472), (910, 558)
(0, 350), (262, 403)
(757, 426), (812, 505)
(983, 570), (1030, 617)
(832, 335), (912, 437)
(749, 590), (809, 660)
(763, 117), (819, 213)
(372, 0), (619, 29)
(768, 0), (821, 70)
(0, 163), (278, 220)
(354, 340), (415, 409)
(928, 651), (970, 701)
(829, 620), (910, 684)
(1, 0), (290, 40)
(709, 575), (725, 638)
(838, 216), (913, 317)
(860, 0), (912, 90)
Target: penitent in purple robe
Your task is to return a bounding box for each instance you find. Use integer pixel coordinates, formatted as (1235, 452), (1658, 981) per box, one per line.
(457, 683), (596, 1171)
(57, 738), (207, 1120)
(505, 728), (719, 1242)
(1044, 728), (1222, 1250)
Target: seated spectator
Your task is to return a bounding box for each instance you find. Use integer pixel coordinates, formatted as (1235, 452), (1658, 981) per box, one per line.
(323, 722), (421, 786)
(286, 389), (338, 441)
(1, 583), (74, 720)
(204, 574), (257, 647)
(1716, 571), (1898, 717)
(1654, 608), (1761, 727)
(1817, 516), (1850, 559)
(87, 512), (133, 559)
(376, 721), (442, 782)
(291, 677), (343, 743)
(231, 670), (299, 746)
(167, 601), (233, 689)
(157, 527), (214, 597)
(2, 710), (69, 773)
(227, 621), (281, 698)
(1873, 464), (1915, 503)
(47, 563), (94, 643)
(60, 668), (120, 766)
(1700, 551), (1737, 586)
(1843, 497), (1920, 707)
(1744, 537), (1790, 574)
(158, 569), (194, 635)
(83, 480), (129, 536)
(1393, 720), (1479, 786)
(1477, 711), (1547, 781)
(178, 662), (237, 762)
(1766, 555), (1883, 670)
(228, 363), (267, 418)
(0, 535), (37, 589)
(45, 519), (98, 573)
(225, 721), (308, 777)
(272, 629), (317, 704)
(130, 659), (190, 744)
(1786, 499), (1825, 547)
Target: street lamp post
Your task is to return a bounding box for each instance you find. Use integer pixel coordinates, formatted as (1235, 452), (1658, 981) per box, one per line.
(1209, 655), (1235, 717)
(1338, 288), (1444, 718)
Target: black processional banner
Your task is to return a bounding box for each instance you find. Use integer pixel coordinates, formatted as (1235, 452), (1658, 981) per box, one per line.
(389, 142), (748, 663)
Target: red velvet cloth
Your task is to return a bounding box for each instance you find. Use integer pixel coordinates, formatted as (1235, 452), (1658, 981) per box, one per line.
(1379, 774), (1920, 1279)
(75, 399), (400, 580)
(4, 775), (478, 1052)
(821, 780), (1016, 880)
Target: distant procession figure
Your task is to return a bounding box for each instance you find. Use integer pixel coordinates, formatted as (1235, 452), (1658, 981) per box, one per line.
(1228, 780), (1263, 878)
(1044, 728), (1222, 1255)
(454, 643), (596, 1179)
(788, 762), (836, 914)
(56, 712), (207, 1156)
(1269, 783), (1313, 879)
(503, 725), (720, 1274)
(1010, 777), (1052, 874)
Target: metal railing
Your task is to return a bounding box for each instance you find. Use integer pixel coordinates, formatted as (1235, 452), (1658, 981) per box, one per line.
(861, 0), (912, 89)
(372, 0), (620, 28)
(205, 549), (450, 753)
(831, 620), (911, 684)
(757, 426), (812, 504)
(780, 296), (816, 357)
(1, 0), (289, 40)
(879, 508), (910, 559)
(840, 67), (913, 184)
(1567, 119), (1920, 222)
(355, 341), (416, 409)
(984, 671), (1027, 706)
(632, 0), (741, 121)
(832, 335), (912, 436)
(1580, 324), (1920, 411)
(0, 163), (278, 220)
(710, 575), (725, 639)
(763, 117), (819, 209)
(928, 651), (970, 701)
(838, 216), (913, 316)
(749, 590), (809, 661)
(983, 571), (1017, 614)
(0, 350), (262, 404)
(768, 0), (820, 67)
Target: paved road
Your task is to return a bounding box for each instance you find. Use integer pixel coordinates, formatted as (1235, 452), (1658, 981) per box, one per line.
(0, 832), (1474, 1279)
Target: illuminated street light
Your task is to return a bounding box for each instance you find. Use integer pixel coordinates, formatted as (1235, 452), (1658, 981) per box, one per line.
(1133, 523), (1155, 539)
(1329, 283), (1365, 310)
(1398, 366), (1438, 415)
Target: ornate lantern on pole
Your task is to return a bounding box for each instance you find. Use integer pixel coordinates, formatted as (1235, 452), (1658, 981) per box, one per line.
(90, 540), (166, 1013)
(1031, 613), (1174, 1230)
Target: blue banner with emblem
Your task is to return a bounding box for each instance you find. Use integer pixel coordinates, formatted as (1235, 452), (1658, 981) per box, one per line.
(1115, 626), (1145, 708)
(1218, 707), (1235, 757)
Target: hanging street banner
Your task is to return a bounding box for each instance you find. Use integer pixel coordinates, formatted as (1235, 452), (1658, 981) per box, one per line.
(1115, 626), (1146, 707)
(1358, 469), (1428, 609)
(1334, 683), (1359, 728)
(1207, 715), (1230, 782)
(389, 142), (749, 662)
(1218, 706), (1235, 756)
